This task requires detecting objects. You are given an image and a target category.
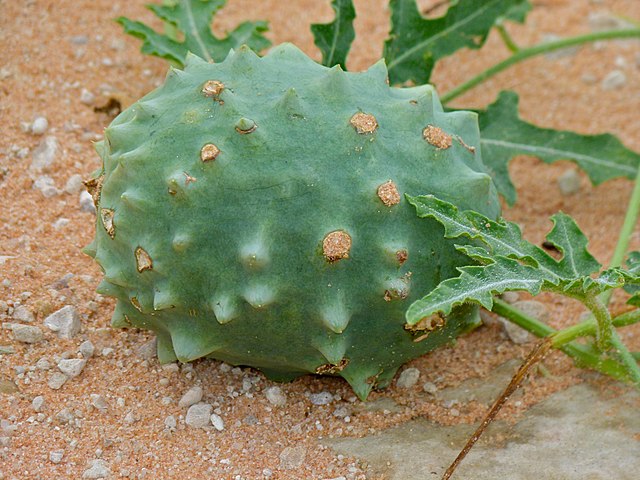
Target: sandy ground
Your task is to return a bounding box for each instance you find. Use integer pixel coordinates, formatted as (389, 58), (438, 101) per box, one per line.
(1, 0), (639, 478)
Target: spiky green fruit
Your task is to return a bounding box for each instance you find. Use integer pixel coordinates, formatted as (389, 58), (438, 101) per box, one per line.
(85, 44), (500, 399)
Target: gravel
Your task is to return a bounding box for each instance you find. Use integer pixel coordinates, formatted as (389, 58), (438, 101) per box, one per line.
(178, 386), (203, 408)
(65, 174), (84, 194)
(79, 340), (95, 358)
(80, 88), (95, 105)
(57, 358), (86, 377)
(396, 367), (420, 389)
(265, 386), (287, 407)
(33, 176), (59, 198)
(185, 403), (212, 429)
(31, 136), (58, 171)
(90, 394), (109, 411)
(136, 337), (157, 360)
(11, 324), (44, 343)
(164, 415), (177, 429)
(44, 306), (81, 339)
(49, 450), (64, 464)
(422, 382), (438, 395)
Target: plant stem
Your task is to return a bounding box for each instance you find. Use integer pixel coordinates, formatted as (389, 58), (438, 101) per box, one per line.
(496, 24), (519, 53)
(491, 299), (637, 383)
(609, 330), (640, 386)
(441, 29), (640, 104)
(600, 164), (640, 306)
(582, 295), (614, 349)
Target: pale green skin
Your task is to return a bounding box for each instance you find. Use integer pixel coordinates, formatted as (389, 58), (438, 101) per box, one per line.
(86, 44), (500, 400)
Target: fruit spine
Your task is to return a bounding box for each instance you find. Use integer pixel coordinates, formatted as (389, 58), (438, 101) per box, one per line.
(85, 44), (500, 399)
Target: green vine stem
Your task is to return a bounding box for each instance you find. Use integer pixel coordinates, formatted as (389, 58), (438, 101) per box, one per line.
(601, 164), (640, 305)
(491, 299), (640, 383)
(495, 23), (519, 53)
(441, 29), (640, 104)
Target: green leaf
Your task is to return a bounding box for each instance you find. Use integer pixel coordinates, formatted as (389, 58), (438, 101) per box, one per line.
(384, 0), (527, 85)
(311, 0), (356, 69)
(404, 195), (622, 325)
(478, 91), (640, 205)
(624, 252), (640, 304)
(117, 0), (271, 67)
(502, 1), (532, 23)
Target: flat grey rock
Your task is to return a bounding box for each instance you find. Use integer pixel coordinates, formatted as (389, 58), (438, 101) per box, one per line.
(326, 383), (640, 479)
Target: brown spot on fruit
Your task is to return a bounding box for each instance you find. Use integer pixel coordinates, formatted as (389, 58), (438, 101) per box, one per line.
(84, 175), (104, 208)
(130, 297), (142, 312)
(183, 172), (197, 185)
(377, 180), (401, 206)
(315, 358), (349, 375)
(350, 112), (378, 134)
(323, 230), (352, 262)
(396, 249), (408, 265)
(100, 208), (115, 238)
(405, 312), (446, 342)
(200, 143), (220, 162)
(201, 80), (224, 99)
(135, 247), (153, 272)
(423, 125), (452, 149)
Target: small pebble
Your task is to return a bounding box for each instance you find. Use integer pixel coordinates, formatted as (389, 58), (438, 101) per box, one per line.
(136, 337), (157, 360)
(34, 176), (59, 198)
(264, 386), (287, 407)
(80, 89), (95, 105)
(52, 218), (70, 229)
(35, 358), (51, 370)
(558, 169), (581, 196)
(32, 395), (45, 412)
(31, 136), (58, 171)
(90, 394), (109, 411)
(12, 305), (35, 323)
(123, 412), (136, 424)
(82, 459), (110, 479)
(396, 367), (420, 389)
(31, 117), (49, 135)
(65, 174), (84, 194)
(58, 358), (86, 377)
(48, 372), (68, 390)
(309, 391), (333, 406)
(279, 446), (307, 470)
(333, 406), (351, 418)
(164, 415), (177, 429)
(55, 408), (75, 424)
(11, 324), (44, 343)
(185, 403), (212, 429)
(49, 450), (64, 464)
(210, 413), (225, 431)
(44, 306), (81, 339)
(601, 70), (627, 90)
(79, 340), (95, 358)
(178, 386), (203, 408)
(79, 190), (96, 213)
(422, 382), (438, 395)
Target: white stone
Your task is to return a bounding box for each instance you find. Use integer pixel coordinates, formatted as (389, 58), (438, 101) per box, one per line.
(34, 176), (59, 198)
(164, 415), (177, 429)
(80, 190), (96, 213)
(279, 446), (307, 470)
(32, 395), (45, 412)
(65, 174), (84, 194)
(309, 391), (333, 406)
(12, 305), (35, 323)
(185, 403), (212, 429)
(31, 136), (58, 171)
(602, 70), (627, 90)
(31, 117), (49, 135)
(44, 306), (81, 339)
(210, 414), (224, 431)
(396, 367), (420, 389)
(79, 340), (95, 358)
(178, 386), (203, 408)
(11, 324), (44, 343)
(422, 382), (438, 395)
(48, 372), (67, 390)
(90, 394), (109, 411)
(265, 386), (287, 407)
(49, 450), (64, 464)
(58, 358), (86, 377)
(558, 169), (581, 196)
(82, 459), (110, 479)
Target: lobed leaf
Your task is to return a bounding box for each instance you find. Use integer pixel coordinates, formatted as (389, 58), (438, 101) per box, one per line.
(403, 195), (632, 325)
(478, 91), (640, 205)
(117, 0), (270, 68)
(311, 0), (356, 69)
(384, 0), (527, 85)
